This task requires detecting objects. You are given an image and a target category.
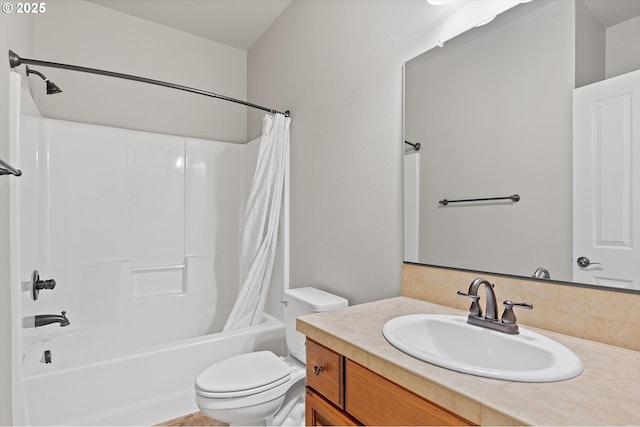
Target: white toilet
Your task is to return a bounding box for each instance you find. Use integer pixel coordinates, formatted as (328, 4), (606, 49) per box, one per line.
(195, 287), (348, 426)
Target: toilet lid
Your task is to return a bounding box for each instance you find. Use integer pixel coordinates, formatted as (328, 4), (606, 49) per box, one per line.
(196, 351), (291, 397)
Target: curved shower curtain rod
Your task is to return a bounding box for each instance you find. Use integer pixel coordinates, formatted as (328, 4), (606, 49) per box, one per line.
(8, 50), (290, 117)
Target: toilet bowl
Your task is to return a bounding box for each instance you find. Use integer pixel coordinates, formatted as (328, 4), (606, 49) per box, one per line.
(195, 287), (348, 426)
(195, 352), (305, 425)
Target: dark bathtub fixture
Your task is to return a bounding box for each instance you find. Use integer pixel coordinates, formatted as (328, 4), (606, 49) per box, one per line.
(31, 269), (57, 300)
(25, 65), (62, 95)
(404, 140), (421, 151)
(34, 311), (70, 328)
(0, 156), (21, 177)
(41, 350), (52, 364)
(9, 50), (289, 117)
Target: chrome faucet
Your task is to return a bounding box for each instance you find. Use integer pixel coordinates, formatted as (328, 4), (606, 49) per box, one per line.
(34, 311), (70, 327)
(458, 278), (532, 334)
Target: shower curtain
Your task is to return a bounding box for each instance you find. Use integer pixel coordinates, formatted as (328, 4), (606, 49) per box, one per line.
(223, 113), (291, 331)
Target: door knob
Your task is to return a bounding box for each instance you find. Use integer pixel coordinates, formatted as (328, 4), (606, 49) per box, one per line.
(577, 256), (601, 268)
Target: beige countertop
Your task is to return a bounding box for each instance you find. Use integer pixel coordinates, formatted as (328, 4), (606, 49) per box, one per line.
(296, 296), (640, 426)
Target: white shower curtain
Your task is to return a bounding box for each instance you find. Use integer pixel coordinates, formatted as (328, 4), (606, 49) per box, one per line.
(223, 113), (291, 331)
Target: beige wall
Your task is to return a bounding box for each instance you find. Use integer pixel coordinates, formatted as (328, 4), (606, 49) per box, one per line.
(248, 0), (521, 305)
(32, 0), (247, 143)
(1, 11), (35, 425)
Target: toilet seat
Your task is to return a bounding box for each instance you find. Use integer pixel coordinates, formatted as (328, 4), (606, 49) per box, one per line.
(196, 374), (291, 399)
(195, 351), (292, 398)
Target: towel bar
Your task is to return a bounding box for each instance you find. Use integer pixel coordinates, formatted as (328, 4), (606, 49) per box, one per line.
(439, 194), (520, 206)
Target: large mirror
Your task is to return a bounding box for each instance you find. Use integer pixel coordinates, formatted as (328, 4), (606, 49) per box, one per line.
(404, 0), (640, 291)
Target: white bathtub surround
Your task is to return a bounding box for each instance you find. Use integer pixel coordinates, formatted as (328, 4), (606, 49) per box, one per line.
(9, 74), (290, 425)
(224, 113), (291, 331)
(18, 118), (253, 355)
(14, 116), (273, 424)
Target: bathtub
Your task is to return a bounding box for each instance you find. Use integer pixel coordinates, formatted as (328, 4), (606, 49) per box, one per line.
(20, 314), (285, 426)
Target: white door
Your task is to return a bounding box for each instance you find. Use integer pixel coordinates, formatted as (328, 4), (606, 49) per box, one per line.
(573, 70), (640, 289)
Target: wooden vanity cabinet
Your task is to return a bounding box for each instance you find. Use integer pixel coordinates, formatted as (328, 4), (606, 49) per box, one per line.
(305, 339), (475, 426)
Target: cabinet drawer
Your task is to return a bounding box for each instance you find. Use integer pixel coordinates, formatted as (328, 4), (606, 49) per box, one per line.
(306, 340), (343, 407)
(345, 360), (475, 426)
(305, 387), (360, 426)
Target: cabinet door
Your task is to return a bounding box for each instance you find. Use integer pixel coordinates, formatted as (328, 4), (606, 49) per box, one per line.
(306, 388), (360, 426)
(345, 360), (474, 426)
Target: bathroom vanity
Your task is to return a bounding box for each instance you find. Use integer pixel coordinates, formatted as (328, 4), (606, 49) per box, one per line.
(298, 297), (640, 425)
(305, 339), (472, 425)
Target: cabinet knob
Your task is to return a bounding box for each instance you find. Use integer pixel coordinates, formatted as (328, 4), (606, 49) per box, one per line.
(313, 365), (324, 376)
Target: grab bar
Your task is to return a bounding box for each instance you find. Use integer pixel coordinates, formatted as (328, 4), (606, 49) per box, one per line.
(0, 157), (22, 176)
(439, 194), (520, 206)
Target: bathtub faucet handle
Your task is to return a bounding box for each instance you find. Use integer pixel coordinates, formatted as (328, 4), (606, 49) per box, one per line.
(31, 269), (57, 300)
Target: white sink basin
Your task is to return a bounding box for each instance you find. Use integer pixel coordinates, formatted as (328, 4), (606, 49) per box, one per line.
(382, 314), (583, 382)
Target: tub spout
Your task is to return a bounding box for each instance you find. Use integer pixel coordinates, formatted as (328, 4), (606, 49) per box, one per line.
(34, 311), (70, 327)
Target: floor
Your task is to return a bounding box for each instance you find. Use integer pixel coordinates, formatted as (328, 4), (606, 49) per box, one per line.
(156, 412), (227, 426)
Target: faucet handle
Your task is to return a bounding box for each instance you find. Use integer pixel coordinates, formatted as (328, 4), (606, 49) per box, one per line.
(457, 290), (480, 301)
(457, 291), (482, 317)
(31, 269), (57, 300)
(501, 300), (533, 324)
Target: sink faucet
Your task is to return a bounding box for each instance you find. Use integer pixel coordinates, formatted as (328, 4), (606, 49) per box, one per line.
(458, 278), (532, 334)
(34, 311), (70, 327)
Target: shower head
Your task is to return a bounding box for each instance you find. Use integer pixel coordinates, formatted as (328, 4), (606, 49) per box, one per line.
(45, 80), (63, 95)
(26, 66), (62, 95)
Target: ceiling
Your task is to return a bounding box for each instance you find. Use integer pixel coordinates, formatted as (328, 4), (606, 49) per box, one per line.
(87, 0), (292, 51)
(86, 0), (640, 51)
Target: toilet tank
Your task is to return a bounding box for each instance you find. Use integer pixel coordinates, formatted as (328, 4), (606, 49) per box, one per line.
(283, 287), (348, 364)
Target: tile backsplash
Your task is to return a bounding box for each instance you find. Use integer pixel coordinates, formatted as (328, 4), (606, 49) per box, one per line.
(402, 263), (640, 352)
